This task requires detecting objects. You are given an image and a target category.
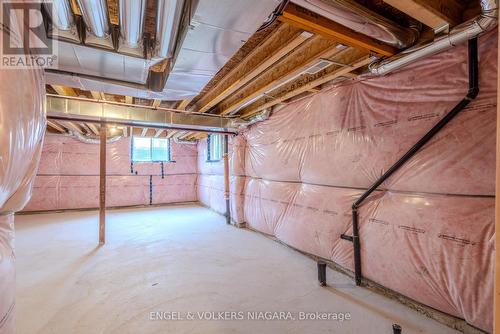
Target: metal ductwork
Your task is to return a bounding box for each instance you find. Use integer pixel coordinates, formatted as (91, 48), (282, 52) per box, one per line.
(43, 0), (80, 42)
(291, 0), (420, 49)
(76, 0), (114, 49)
(370, 0), (498, 76)
(163, 0), (282, 97)
(46, 95), (241, 134)
(68, 130), (123, 144)
(155, 0), (185, 59)
(118, 0), (147, 57)
(173, 137), (197, 145)
(47, 0), (284, 100)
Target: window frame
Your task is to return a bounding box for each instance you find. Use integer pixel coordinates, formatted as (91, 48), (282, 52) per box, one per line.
(131, 136), (171, 163)
(207, 134), (223, 162)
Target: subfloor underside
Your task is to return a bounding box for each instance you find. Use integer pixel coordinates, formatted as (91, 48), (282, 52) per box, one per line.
(15, 204), (460, 334)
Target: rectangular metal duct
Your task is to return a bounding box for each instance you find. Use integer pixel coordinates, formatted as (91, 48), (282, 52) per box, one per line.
(163, 0), (282, 97)
(43, 0), (80, 43)
(46, 95), (239, 133)
(155, 0), (185, 59)
(77, 0), (114, 49)
(118, 0), (147, 57)
(54, 40), (154, 84)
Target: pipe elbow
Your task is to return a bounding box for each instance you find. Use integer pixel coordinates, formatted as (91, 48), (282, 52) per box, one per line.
(468, 86), (479, 99)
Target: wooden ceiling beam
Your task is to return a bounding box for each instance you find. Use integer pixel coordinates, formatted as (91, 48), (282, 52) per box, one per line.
(154, 129), (164, 137)
(239, 50), (373, 118)
(279, 3), (396, 57)
(51, 85), (77, 97)
(152, 99), (161, 108)
(383, 0), (464, 32)
(178, 98), (193, 110)
(87, 123), (100, 136)
(90, 91), (105, 100)
(194, 23), (311, 113)
(219, 36), (347, 115)
(125, 96), (133, 104)
(61, 121), (84, 134)
(47, 120), (66, 133)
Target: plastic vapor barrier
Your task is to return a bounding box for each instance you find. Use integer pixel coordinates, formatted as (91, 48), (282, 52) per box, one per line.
(0, 8), (46, 333)
(198, 30), (497, 332)
(197, 136), (246, 224)
(24, 136), (198, 211)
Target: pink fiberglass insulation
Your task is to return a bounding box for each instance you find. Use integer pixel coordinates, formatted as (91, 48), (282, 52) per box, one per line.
(197, 136), (246, 224)
(198, 30), (497, 332)
(24, 136), (197, 211)
(0, 7), (46, 333)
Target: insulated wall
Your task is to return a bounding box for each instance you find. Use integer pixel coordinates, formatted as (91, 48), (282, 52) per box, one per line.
(0, 8), (46, 333)
(198, 31), (497, 332)
(24, 136), (198, 211)
(197, 136), (246, 224)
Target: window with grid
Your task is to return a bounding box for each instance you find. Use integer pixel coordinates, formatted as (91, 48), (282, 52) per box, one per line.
(207, 134), (222, 162)
(132, 137), (171, 162)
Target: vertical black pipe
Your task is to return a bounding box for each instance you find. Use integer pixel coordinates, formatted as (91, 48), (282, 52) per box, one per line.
(317, 261), (327, 286)
(343, 38), (479, 286)
(392, 324), (402, 334)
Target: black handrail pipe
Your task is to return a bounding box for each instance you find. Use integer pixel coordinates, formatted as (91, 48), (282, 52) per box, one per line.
(341, 38), (479, 286)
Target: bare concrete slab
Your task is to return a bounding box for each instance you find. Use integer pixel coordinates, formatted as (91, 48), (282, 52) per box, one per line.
(15, 205), (459, 334)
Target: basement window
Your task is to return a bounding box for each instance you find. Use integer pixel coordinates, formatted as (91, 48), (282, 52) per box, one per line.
(207, 134), (222, 162)
(132, 137), (171, 162)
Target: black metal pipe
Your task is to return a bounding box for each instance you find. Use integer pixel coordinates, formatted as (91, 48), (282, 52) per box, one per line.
(317, 261), (327, 286)
(392, 324), (402, 334)
(341, 38), (479, 286)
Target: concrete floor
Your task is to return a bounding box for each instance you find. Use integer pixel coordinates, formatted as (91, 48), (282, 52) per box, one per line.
(15, 205), (459, 334)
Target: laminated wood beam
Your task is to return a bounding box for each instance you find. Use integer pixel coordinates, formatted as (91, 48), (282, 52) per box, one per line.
(240, 51), (373, 118)
(383, 0), (464, 32)
(279, 3), (396, 56)
(219, 36), (346, 115)
(194, 23), (311, 113)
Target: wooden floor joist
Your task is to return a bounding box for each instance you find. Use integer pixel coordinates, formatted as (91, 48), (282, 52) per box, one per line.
(383, 0), (464, 32)
(279, 3), (396, 57)
(47, 120), (66, 133)
(240, 50), (373, 118)
(177, 98), (193, 110)
(194, 23), (311, 113)
(88, 123), (100, 136)
(218, 36), (345, 115)
(51, 85), (77, 97)
(152, 99), (162, 108)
